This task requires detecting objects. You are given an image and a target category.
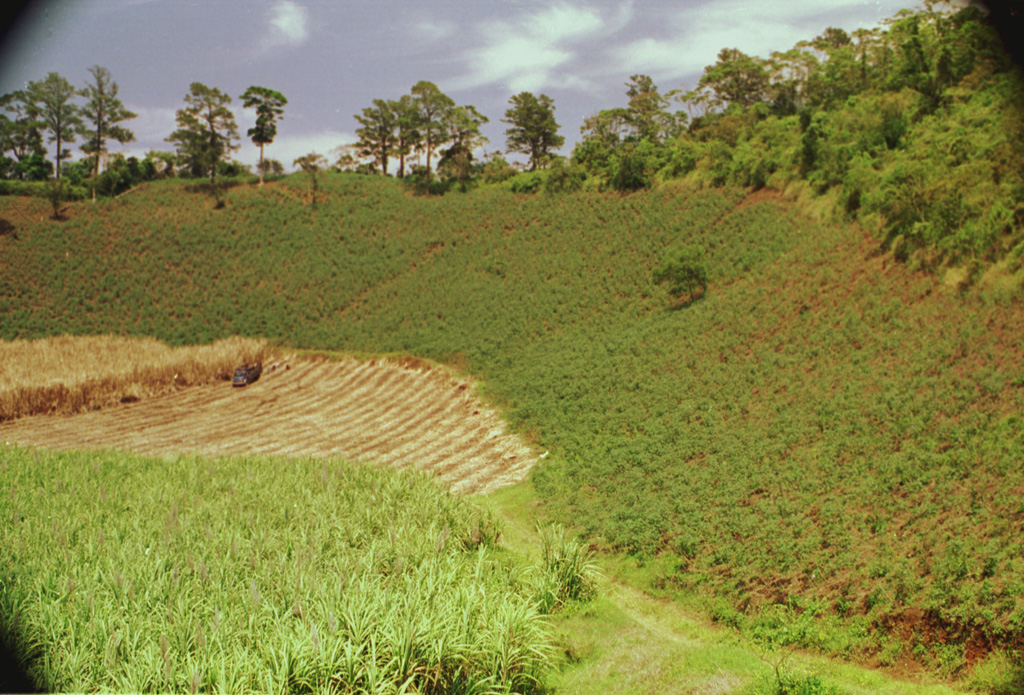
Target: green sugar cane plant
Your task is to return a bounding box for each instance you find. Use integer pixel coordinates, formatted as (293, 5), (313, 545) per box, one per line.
(532, 524), (600, 614)
(0, 447), (555, 694)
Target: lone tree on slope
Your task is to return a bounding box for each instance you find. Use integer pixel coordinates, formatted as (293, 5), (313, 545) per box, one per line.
(240, 86), (287, 186)
(80, 66), (136, 180)
(166, 82), (239, 188)
(653, 245), (709, 302)
(293, 152), (327, 208)
(503, 92), (564, 171)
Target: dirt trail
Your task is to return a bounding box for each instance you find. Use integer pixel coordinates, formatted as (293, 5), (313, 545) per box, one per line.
(0, 357), (537, 495)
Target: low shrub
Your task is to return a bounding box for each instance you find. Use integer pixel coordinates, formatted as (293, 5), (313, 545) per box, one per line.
(505, 170), (546, 194)
(0, 179), (87, 201)
(653, 244), (709, 301)
(532, 524), (599, 613)
(544, 161), (586, 193)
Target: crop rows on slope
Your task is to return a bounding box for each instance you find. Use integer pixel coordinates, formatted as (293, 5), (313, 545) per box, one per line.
(0, 177), (463, 344)
(0, 357), (536, 495)
(3, 176), (1022, 663)
(286, 180), (1024, 663)
(516, 226), (1024, 663)
(0, 178), (758, 350)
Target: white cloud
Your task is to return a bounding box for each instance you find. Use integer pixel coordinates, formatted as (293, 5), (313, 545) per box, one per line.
(610, 0), (916, 85)
(123, 105), (179, 146)
(529, 4), (604, 42)
(412, 19), (457, 44)
(470, 38), (573, 92)
(264, 1), (310, 49)
(236, 130), (356, 171)
(453, 3), (632, 93)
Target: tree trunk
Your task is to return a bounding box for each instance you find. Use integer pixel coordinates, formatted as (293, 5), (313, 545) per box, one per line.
(425, 136), (432, 195)
(258, 142), (265, 187)
(94, 108), (105, 178)
(208, 107), (217, 188)
(55, 131), (62, 180)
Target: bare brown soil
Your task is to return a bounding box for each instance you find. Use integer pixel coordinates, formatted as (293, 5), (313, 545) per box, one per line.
(0, 356), (538, 495)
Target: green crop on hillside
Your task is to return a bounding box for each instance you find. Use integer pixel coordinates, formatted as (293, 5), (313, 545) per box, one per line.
(0, 445), (555, 693)
(2, 174), (1022, 670)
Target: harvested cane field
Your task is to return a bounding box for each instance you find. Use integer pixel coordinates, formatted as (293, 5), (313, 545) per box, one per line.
(0, 356), (537, 495)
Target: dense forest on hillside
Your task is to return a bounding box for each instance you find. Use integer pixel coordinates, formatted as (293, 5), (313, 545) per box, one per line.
(556, 3), (1024, 279)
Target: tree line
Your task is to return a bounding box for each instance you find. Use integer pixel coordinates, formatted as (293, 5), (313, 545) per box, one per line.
(343, 81), (564, 194)
(0, 68), (569, 198)
(489, 2), (1018, 271)
(0, 70), (288, 196)
(164, 82), (287, 190)
(570, 3), (1019, 189)
(0, 67), (135, 185)
(569, 3), (1024, 269)
(2, 2), (1020, 268)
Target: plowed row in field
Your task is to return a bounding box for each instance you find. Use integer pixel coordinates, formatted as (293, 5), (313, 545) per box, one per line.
(0, 357), (537, 495)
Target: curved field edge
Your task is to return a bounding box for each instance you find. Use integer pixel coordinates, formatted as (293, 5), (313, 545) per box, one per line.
(2, 175), (1022, 676)
(0, 445), (551, 694)
(0, 443), (988, 695)
(0, 350), (538, 496)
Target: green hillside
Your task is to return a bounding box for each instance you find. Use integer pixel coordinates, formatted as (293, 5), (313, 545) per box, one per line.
(2, 174), (1023, 680)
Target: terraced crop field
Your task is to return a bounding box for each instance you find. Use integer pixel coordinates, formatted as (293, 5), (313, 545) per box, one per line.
(0, 356), (537, 495)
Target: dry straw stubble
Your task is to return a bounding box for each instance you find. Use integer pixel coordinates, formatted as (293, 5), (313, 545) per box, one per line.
(0, 334), (270, 421)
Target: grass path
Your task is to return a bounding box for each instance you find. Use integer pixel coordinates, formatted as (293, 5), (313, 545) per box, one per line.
(481, 485), (971, 695)
(547, 577), (970, 695)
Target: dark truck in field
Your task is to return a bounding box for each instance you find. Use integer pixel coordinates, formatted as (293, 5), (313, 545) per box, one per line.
(232, 362), (262, 387)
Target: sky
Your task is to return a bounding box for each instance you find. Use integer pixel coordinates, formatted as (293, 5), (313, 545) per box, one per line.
(0, 0), (925, 173)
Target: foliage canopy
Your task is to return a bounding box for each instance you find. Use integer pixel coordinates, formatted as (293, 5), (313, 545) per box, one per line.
(79, 66), (136, 179)
(653, 244), (709, 300)
(240, 86), (286, 186)
(503, 92), (564, 172)
(166, 82), (239, 187)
